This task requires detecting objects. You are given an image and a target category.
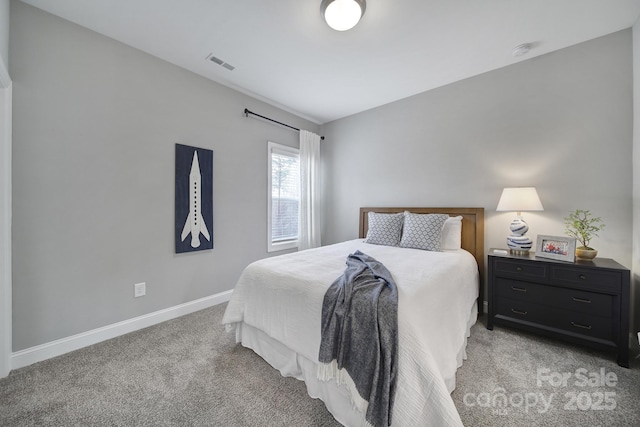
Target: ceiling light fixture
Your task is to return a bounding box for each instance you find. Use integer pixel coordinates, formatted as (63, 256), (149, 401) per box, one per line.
(321, 0), (366, 31)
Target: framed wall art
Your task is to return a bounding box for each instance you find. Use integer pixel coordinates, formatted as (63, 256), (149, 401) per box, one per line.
(535, 235), (576, 262)
(175, 144), (213, 253)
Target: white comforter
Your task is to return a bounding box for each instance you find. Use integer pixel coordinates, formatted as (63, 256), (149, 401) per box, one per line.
(222, 239), (479, 426)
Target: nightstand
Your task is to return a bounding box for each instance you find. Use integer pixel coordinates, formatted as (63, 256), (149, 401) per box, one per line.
(487, 249), (630, 368)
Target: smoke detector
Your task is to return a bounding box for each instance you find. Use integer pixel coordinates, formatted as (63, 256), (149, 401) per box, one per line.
(512, 43), (532, 57)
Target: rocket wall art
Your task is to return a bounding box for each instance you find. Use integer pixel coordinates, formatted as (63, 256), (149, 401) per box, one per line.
(175, 144), (213, 253)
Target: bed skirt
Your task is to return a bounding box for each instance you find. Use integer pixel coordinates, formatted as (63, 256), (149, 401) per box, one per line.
(230, 301), (477, 426)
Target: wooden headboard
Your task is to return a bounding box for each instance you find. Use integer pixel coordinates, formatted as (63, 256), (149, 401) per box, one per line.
(359, 207), (485, 313)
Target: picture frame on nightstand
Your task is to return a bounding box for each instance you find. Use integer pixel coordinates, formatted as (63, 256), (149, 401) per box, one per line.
(535, 235), (576, 262)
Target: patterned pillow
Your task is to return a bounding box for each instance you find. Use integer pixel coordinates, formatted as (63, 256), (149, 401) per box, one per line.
(399, 212), (449, 251)
(364, 212), (404, 246)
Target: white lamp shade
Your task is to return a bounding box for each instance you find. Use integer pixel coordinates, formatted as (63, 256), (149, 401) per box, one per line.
(322, 0), (365, 31)
(496, 187), (543, 212)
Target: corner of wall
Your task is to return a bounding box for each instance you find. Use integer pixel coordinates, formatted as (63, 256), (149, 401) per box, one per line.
(0, 78), (12, 378)
(631, 18), (640, 347)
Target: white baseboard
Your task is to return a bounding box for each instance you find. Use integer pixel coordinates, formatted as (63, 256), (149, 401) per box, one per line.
(10, 290), (233, 371)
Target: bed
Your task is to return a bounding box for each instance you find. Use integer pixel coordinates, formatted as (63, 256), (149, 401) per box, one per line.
(222, 207), (485, 426)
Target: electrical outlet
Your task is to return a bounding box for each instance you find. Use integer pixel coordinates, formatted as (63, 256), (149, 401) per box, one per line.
(134, 282), (146, 298)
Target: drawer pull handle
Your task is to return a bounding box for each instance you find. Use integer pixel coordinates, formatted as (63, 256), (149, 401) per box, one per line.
(579, 274), (587, 280)
(572, 297), (592, 304)
(516, 267), (523, 272)
(511, 309), (527, 316)
(571, 322), (592, 330)
(511, 286), (527, 292)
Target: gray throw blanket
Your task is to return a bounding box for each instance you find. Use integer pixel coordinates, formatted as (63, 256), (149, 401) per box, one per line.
(317, 251), (398, 427)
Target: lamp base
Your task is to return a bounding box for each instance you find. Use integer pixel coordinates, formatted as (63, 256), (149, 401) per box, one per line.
(506, 234), (533, 253)
(509, 248), (530, 255)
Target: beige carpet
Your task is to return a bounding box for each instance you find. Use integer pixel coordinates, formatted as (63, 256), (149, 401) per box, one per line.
(1, 303), (638, 426)
(453, 319), (640, 426)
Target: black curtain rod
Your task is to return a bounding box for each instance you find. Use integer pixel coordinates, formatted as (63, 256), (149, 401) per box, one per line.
(244, 108), (325, 140)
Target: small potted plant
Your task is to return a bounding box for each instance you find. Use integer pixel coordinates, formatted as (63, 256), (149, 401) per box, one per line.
(564, 209), (605, 260)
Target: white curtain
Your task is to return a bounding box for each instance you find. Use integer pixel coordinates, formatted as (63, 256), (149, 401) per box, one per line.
(299, 130), (321, 250)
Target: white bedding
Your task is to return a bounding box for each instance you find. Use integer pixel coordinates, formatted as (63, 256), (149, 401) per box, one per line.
(222, 239), (479, 426)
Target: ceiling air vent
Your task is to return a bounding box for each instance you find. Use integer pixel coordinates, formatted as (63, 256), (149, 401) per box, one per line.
(206, 53), (235, 71)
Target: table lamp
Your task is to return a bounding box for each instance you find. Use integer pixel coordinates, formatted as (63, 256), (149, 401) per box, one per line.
(496, 187), (544, 254)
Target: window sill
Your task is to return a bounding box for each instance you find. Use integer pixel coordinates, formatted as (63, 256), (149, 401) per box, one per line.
(268, 241), (298, 253)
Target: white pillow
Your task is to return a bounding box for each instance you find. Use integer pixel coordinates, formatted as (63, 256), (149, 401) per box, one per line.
(364, 212), (404, 246)
(399, 212), (449, 251)
(441, 215), (463, 250)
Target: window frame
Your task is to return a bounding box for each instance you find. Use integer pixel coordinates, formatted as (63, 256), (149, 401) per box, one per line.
(267, 141), (300, 252)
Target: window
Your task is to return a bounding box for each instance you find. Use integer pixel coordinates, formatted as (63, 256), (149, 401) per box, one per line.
(268, 141), (300, 252)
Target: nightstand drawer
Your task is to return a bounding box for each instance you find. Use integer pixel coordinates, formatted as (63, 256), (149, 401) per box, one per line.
(495, 297), (614, 341)
(495, 297), (543, 322)
(495, 278), (549, 305)
(495, 278), (613, 317)
(551, 267), (621, 293)
(559, 289), (613, 317)
(494, 259), (547, 280)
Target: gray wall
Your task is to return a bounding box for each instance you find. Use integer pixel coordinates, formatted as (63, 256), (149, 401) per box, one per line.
(10, 2), (638, 352)
(633, 20), (640, 339)
(0, 0), (10, 378)
(321, 30), (634, 298)
(0, 0), (8, 67)
(10, 2), (318, 351)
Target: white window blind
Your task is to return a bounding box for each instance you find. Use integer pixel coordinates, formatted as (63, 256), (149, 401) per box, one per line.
(268, 142), (300, 252)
